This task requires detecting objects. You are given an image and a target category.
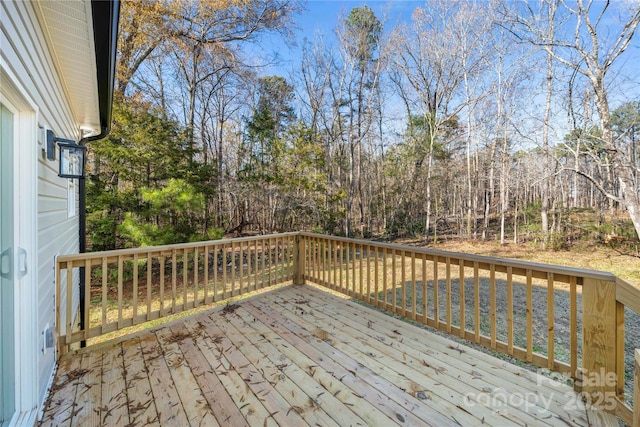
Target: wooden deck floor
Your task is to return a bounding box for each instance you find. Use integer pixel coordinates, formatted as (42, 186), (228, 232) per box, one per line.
(40, 284), (609, 426)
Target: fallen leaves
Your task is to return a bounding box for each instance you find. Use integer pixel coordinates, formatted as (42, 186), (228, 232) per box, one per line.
(448, 344), (465, 354)
(222, 302), (240, 315)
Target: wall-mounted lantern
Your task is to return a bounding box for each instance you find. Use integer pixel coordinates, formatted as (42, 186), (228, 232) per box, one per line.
(47, 130), (86, 178)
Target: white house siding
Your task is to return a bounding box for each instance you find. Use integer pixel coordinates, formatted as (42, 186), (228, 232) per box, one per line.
(1, 0), (85, 406)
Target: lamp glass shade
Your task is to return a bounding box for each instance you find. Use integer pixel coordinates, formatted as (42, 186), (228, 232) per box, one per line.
(58, 143), (86, 178)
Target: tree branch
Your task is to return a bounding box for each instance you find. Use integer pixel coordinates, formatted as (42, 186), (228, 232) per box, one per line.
(560, 166), (622, 203)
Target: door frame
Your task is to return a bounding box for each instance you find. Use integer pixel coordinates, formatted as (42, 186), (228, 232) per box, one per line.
(0, 59), (39, 426)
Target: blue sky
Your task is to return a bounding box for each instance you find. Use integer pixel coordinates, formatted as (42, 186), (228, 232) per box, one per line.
(255, 1), (640, 84)
(246, 0), (640, 151)
(256, 1), (418, 74)
(298, 0), (417, 30)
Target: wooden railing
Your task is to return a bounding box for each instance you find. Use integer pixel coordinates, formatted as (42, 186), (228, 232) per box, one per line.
(55, 231), (639, 423)
(299, 232), (640, 425)
(55, 233), (300, 356)
(635, 349), (639, 426)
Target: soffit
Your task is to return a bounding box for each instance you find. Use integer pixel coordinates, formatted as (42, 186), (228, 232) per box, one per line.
(36, 0), (101, 134)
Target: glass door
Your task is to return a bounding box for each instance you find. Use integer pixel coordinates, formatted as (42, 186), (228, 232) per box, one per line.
(0, 102), (15, 425)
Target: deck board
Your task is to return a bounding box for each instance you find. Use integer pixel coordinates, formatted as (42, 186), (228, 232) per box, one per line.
(169, 322), (243, 426)
(71, 351), (102, 427)
(230, 305), (385, 425)
(276, 286), (590, 426)
(155, 325), (220, 426)
(139, 332), (190, 426)
(211, 312), (342, 427)
(99, 342), (128, 426)
(40, 349), (83, 427)
(264, 289), (498, 425)
(246, 297), (459, 426)
(40, 284), (605, 426)
(317, 287), (582, 418)
(221, 306), (370, 426)
(121, 336), (158, 425)
(182, 316), (275, 426)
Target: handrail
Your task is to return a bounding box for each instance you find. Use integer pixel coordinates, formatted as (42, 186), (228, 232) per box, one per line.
(614, 277), (640, 423)
(55, 233), (298, 356)
(55, 231), (639, 423)
(634, 349), (639, 426)
(616, 277), (640, 314)
(299, 232), (617, 283)
(299, 232), (639, 425)
(300, 233), (577, 369)
(56, 232), (301, 264)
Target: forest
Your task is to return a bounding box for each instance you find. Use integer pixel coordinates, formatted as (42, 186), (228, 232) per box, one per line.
(86, 0), (640, 253)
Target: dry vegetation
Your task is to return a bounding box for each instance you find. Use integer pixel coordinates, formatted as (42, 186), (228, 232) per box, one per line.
(420, 238), (640, 284)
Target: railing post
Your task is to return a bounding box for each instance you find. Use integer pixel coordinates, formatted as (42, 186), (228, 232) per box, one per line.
(55, 256), (61, 359)
(581, 277), (617, 406)
(294, 234), (305, 285)
(634, 349), (639, 427)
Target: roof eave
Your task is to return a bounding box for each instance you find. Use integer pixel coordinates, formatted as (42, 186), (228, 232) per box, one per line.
(85, 0), (120, 142)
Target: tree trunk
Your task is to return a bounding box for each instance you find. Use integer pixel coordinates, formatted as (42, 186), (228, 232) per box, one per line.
(500, 144), (508, 246)
(591, 74), (640, 238)
(424, 126), (436, 244)
(541, 35), (553, 247)
(464, 70), (474, 239)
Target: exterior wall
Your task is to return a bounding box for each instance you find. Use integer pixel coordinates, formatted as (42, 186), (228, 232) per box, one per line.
(1, 0), (82, 407)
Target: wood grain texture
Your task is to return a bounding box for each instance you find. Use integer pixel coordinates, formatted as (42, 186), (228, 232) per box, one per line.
(582, 278), (617, 398)
(634, 349), (639, 427)
(42, 284), (598, 427)
(616, 277), (640, 314)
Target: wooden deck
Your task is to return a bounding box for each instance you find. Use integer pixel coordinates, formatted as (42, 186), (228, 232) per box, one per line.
(40, 284), (610, 426)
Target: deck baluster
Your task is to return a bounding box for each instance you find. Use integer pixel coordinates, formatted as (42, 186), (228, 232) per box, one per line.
(459, 261), (465, 338)
(51, 230), (639, 426)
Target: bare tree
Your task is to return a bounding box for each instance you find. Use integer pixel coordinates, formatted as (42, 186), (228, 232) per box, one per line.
(117, 0), (302, 96)
(390, 0), (483, 243)
(335, 6), (385, 237)
(503, 0), (640, 239)
(540, 0), (559, 248)
(454, 1), (496, 238)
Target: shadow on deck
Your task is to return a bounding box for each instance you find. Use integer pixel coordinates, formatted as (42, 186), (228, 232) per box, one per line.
(39, 284), (612, 427)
